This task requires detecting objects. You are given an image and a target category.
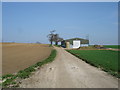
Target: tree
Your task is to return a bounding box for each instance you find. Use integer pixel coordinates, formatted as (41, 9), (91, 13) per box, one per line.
(53, 34), (63, 45)
(47, 30), (55, 45)
(47, 30), (63, 45)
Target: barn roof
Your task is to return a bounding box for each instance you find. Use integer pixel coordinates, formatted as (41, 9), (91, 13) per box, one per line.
(64, 38), (89, 44)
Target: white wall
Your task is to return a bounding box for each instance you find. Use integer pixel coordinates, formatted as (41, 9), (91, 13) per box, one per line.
(73, 40), (81, 48)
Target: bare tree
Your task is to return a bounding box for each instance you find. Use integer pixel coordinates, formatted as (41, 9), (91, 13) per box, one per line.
(53, 34), (63, 45)
(47, 30), (55, 45)
(47, 30), (63, 45)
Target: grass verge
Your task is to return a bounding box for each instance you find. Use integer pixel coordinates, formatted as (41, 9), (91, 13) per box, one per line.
(2, 49), (57, 88)
(66, 50), (120, 78)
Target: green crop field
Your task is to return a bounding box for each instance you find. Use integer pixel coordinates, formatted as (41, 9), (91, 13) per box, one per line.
(104, 45), (120, 49)
(67, 50), (120, 78)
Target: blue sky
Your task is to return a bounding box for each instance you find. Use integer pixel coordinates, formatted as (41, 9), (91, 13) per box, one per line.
(2, 2), (118, 45)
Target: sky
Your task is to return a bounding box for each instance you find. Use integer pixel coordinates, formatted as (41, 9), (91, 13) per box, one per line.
(2, 2), (118, 45)
(0, 2), (2, 42)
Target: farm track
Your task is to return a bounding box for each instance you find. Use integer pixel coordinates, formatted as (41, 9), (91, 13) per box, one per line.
(2, 43), (51, 75)
(20, 47), (118, 88)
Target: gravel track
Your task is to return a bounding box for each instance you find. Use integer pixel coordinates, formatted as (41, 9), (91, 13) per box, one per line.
(20, 47), (118, 88)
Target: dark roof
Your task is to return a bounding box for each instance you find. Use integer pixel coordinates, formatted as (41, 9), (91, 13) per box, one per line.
(64, 38), (89, 44)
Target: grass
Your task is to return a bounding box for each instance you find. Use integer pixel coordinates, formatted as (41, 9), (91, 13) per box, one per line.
(2, 74), (15, 80)
(49, 44), (52, 47)
(67, 50), (120, 78)
(78, 46), (97, 50)
(2, 49), (57, 88)
(2, 75), (17, 87)
(54, 45), (61, 47)
(104, 45), (120, 49)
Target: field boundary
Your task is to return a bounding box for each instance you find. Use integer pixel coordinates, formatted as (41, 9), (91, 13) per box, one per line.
(66, 50), (119, 78)
(1, 49), (57, 88)
(104, 45), (120, 49)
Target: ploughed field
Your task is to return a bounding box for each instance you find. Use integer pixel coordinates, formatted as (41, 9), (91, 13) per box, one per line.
(2, 43), (52, 75)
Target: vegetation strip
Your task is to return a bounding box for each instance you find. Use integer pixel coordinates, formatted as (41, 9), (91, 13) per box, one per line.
(2, 49), (57, 88)
(54, 45), (61, 47)
(104, 45), (120, 49)
(66, 50), (120, 78)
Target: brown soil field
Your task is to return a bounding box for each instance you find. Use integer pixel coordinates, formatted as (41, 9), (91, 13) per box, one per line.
(0, 44), (2, 76)
(2, 43), (52, 75)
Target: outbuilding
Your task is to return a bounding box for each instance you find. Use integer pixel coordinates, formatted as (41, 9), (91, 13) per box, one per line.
(61, 38), (89, 48)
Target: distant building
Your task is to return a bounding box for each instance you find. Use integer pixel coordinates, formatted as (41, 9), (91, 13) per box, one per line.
(61, 38), (89, 48)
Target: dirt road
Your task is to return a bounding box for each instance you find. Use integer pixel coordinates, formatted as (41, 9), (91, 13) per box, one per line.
(20, 47), (118, 88)
(2, 43), (51, 75)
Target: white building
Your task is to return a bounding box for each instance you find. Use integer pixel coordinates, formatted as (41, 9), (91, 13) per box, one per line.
(61, 38), (89, 48)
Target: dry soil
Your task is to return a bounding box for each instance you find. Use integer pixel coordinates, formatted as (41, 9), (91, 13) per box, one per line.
(2, 43), (51, 75)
